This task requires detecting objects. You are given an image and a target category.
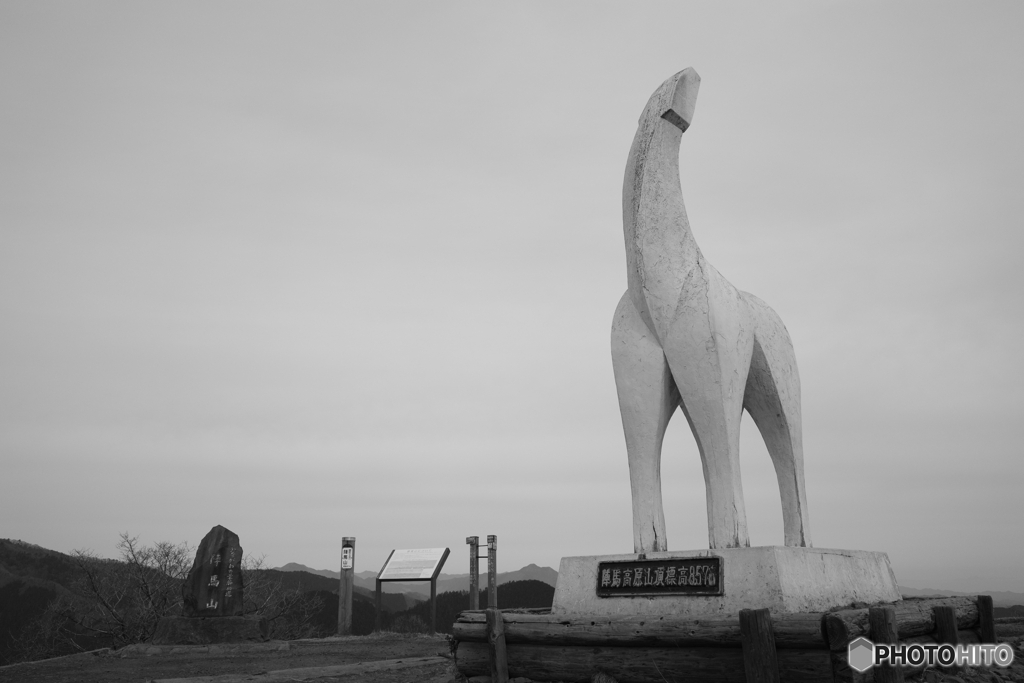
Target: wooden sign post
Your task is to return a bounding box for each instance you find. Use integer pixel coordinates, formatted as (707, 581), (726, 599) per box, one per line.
(337, 537), (355, 635)
(466, 534), (497, 610)
(374, 547), (450, 634)
(487, 535), (497, 610)
(466, 536), (480, 610)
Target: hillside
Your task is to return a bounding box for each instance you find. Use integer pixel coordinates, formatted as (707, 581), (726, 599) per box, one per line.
(388, 579), (555, 635)
(0, 539), (84, 587)
(0, 539), (442, 663)
(258, 568), (413, 612)
(0, 540), (88, 665)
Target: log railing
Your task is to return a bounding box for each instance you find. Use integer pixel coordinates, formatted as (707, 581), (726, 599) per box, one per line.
(452, 596), (998, 683)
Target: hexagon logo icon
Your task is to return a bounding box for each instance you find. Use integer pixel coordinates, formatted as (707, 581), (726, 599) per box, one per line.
(847, 636), (875, 673)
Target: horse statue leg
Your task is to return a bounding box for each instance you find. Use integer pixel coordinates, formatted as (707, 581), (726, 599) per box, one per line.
(611, 291), (676, 553)
(741, 292), (812, 547)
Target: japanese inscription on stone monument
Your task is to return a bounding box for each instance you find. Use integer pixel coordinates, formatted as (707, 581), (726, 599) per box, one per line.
(596, 556), (723, 597)
(182, 525), (245, 617)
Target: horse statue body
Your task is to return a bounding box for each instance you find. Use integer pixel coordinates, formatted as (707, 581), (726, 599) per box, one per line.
(612, 68), (812, 552)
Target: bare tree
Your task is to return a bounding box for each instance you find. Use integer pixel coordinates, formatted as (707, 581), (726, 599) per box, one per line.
(52, 534), (194, 648)
(10, 534), (193, 660)
(242, 554), (328, 640)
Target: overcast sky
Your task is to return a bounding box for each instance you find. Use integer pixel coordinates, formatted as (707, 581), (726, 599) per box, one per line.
(2, 2), (1022, 594)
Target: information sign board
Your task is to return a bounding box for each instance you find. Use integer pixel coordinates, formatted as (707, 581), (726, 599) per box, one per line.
(378, 548), (448, 581)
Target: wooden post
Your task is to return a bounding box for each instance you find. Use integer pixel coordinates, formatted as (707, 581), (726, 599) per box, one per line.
(487, 534), (497, 610)
(466, 536), (479, 610)
(933, 605), (958, 646)
(933, 605), (958, 672)
(430, 575), (438, 635)
(374, 577), (382, 633)
(868, 606), (904, 683)
(486, 607), (509, 683)
(977, 595), (995, 643)
(337, 537), (355, 635)
(739, 608), (780, 683)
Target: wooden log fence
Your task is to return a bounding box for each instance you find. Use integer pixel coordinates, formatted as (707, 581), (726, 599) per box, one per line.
(822, 595), (980, 649)
(452, 595), (998, 683)
(453, 610), (827, 649)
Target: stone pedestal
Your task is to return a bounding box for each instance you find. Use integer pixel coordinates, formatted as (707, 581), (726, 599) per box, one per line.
(151, 616), (269, 645)
(552, 547), (901, 617)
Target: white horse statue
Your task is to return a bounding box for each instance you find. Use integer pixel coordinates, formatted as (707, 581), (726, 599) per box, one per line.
(612, 68), (812, 552)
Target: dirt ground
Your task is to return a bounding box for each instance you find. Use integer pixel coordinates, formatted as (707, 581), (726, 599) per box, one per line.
(0, 633), (454, 683)
(2, 630), (1021, 683)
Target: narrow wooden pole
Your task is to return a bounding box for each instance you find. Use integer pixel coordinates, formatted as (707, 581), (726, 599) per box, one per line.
(739, 608), (780, 683)
(977, 595), (995, 643)
(466, 536), (479, 611)
(868, 606), (904, 683)
(486, 607), (509, 683)
(374, 578), (382, 633)
(934, 605), (958, 671)
(487, 535), (497, 610)
(933, 606), (958, 645)
(337, 537), (355, 635)
(430, 577), (437, 635)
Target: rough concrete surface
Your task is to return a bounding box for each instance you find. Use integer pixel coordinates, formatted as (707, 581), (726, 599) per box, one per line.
(553, 547), (901, 617)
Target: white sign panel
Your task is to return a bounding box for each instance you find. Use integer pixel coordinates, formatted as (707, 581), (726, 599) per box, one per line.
(379, 548), (448, 580)
(341, 547), (353, 570)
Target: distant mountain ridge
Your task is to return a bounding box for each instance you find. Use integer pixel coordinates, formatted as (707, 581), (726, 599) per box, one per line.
(273, 562), (559, 596)
(274, 562), (338, 579)
(898, 584), (1024, 608)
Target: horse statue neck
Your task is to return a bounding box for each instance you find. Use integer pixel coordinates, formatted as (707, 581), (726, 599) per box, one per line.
(622, 68), (704, 340)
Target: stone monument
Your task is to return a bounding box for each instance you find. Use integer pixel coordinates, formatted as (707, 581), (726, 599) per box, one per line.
(181, 524), (245, 617)
(152, 525), (268, 645)
(552, 68), (900, 618)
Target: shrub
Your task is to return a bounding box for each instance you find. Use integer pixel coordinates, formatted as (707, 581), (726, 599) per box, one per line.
(389, 614), (430, 634)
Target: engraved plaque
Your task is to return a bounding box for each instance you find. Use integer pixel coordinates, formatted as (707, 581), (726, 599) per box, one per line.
(596, 556), (723, 597)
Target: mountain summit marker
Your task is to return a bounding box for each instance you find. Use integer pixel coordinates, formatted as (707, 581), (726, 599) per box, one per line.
(552, 67), (900, 619)
(611, 67), (809, 552)
(153, 525), (268, 645)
